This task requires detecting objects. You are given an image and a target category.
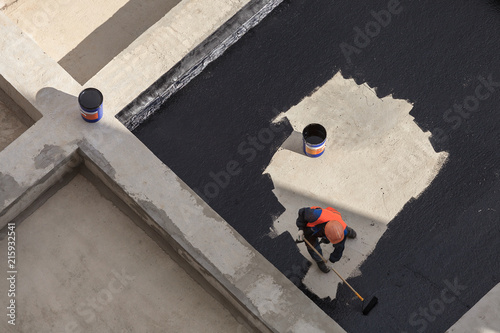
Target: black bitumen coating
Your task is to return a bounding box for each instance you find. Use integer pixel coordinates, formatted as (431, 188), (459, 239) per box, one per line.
(132, 0), (500, 332)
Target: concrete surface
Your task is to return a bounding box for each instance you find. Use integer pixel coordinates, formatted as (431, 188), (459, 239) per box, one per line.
(4, 0), (183, 84)
(266, 72), (448, 298)
(0, 98), (28, 152)
(0, 0), (343, 332)
(4, 0), (130, 61)
(3, 0), (247, 85)
(0, 173), (246, 333)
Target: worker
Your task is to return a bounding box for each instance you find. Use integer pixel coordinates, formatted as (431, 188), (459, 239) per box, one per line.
(296, 206), (356, 273)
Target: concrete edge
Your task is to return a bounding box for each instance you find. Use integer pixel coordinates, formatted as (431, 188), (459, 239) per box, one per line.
(77, 140), (345, 332)
(115, 0), (283, 130)
(77, 144), (273, 333)
(0, 150), (81, 228)
(0, 74), (42, 123)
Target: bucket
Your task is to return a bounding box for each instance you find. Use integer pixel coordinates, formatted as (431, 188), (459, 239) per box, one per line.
(302, 123), (327, 157)
(79, 88), (103, 123)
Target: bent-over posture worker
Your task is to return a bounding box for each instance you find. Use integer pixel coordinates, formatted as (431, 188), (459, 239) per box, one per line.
(296, 206), (356, 273)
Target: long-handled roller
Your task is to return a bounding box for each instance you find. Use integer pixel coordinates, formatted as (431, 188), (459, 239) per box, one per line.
(302, 238), (378, 315)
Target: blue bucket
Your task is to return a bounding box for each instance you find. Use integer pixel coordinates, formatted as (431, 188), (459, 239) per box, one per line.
(79, 88), (103, 123)
(303, 123), (327, 157)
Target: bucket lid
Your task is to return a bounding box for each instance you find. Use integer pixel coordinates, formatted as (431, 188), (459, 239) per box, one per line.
(79, 88), (103, 110)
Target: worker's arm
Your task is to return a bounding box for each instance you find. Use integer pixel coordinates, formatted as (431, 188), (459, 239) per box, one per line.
(329, 239), (346, 263)
(296, 207), (309, 230)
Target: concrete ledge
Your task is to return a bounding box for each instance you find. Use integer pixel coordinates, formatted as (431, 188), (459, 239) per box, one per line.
(0, 75), (42, 123)
(116, 0), (283, 130)
(77, 146), (268, 332)
(0, 148), (80, 227)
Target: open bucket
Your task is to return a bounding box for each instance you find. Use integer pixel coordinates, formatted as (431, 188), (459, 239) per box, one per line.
(302, 123), (327, 157)
(79, 88), (103, 123)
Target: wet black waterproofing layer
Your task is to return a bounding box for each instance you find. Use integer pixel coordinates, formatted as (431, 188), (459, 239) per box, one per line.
(132, 0), (500, 332)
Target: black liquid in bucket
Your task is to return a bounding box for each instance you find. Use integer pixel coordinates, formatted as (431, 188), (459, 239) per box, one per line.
(306, 135), (325, 144)
(303, 124), (327, 144)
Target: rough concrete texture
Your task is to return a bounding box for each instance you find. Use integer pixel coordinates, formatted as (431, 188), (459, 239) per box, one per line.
(0, 100), (28, 151)
(447, 283), (500, 333)
(0, 174), (245, 333)
(266, 73), (447, 298)
(0, 0), (16, 10)
(4, 0), (131, 61)
(0, 1), (342, 332)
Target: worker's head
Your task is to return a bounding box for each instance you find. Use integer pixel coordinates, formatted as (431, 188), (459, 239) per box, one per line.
(325, 220), (345, 244)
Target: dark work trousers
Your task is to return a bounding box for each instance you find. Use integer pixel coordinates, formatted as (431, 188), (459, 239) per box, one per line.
(304, 228), (347, 263)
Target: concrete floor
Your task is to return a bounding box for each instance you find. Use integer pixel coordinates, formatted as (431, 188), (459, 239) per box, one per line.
(0, 174), (245, 333)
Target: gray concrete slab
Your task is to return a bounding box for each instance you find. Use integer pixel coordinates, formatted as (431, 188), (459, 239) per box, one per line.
(0, 173), (246, 332)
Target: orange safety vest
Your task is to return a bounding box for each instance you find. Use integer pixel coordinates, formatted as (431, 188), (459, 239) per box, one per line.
(306, 206), (347, 230)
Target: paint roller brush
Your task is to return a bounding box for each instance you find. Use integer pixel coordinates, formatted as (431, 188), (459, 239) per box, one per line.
(300, 238), (378, 315)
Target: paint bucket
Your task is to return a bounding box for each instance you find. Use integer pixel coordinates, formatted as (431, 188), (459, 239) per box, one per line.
(78, 88), (103, 123)
(302, 123), (327, 157)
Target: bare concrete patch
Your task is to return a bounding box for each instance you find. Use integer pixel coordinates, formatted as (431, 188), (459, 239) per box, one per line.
(266, 73), (449, 299)
(0, 174), (245, 332)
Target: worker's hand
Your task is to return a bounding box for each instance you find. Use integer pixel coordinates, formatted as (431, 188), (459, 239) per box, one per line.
(297, 230), (304, 241)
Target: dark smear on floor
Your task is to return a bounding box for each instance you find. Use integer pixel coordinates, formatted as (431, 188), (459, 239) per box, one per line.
(133, 0), (500, 332)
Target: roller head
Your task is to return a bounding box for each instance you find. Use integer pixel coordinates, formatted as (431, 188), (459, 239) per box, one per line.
(362, 296), (378, 315)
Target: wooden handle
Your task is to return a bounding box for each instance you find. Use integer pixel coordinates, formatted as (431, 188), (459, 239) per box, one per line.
(303, 238), (364, 301)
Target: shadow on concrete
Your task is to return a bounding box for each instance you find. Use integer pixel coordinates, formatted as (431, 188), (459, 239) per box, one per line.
(280, 130), (306, 155)
(35, 87), (78, 115)
(58, 0), (181, 85)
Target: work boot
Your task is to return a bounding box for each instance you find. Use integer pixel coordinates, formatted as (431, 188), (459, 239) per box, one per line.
(317, 261), (330, 273)
(347, 227), (357, 239)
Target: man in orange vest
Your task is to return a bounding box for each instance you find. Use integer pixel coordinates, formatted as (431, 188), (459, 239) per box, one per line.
(296, 206), (356, 273)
